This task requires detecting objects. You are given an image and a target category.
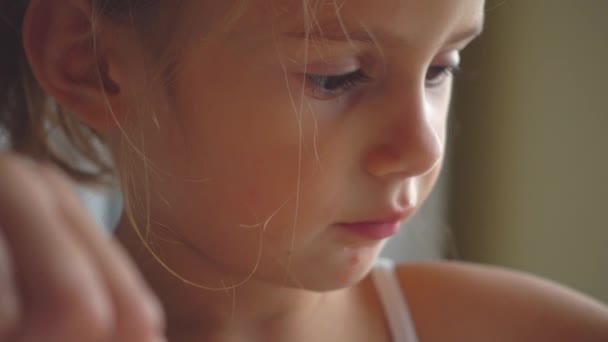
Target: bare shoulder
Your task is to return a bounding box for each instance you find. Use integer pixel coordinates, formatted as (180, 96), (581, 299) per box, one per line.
(395, 261), (608, 342)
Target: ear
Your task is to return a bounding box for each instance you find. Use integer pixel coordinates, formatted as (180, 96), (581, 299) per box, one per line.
(23, 0), (125, 130)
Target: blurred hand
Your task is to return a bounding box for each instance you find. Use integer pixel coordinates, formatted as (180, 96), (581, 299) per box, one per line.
(0, 153), (166, 342)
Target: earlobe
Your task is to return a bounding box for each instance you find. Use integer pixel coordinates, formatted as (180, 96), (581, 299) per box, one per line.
(22, 0), (123, 130)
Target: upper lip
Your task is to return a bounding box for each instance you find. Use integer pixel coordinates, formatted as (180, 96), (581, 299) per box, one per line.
(339, 206), (415, 226)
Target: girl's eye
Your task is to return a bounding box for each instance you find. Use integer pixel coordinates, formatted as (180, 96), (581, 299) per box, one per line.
(305, 69), (371, 100)
(425, 65), (460, 88)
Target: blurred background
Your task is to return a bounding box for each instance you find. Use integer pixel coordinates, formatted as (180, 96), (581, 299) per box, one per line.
(77, 0), (607, 303)
(384, 0), (608, 304)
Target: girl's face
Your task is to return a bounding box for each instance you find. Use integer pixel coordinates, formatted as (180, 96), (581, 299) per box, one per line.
(116, 0), (484, 290)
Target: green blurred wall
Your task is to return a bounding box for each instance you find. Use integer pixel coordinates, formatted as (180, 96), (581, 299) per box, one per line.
(451, 0), (608, 303)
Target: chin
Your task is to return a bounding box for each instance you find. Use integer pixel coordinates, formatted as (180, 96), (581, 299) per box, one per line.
(290, 244), (384, 292)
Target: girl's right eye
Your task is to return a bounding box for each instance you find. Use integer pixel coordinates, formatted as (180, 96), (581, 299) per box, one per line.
(305, 69), (371, 100)
(425, 65), (460, 88)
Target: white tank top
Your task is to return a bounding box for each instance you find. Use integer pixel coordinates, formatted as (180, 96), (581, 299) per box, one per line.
(371, 259), (420, 342)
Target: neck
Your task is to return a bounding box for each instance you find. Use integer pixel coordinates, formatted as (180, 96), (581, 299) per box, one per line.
(114, 218), (365, 342)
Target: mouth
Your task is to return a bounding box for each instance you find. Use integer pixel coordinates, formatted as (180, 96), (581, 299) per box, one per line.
(336, 208), (415, 240)
(337, 220), (401, 240)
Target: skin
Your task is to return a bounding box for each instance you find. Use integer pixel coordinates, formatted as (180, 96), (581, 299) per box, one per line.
(0, 154), (165, 342)
(6, 0), (606, 341)
(107, 0), (484, 340)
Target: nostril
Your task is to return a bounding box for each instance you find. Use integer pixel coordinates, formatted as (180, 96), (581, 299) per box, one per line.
(397, 181), (419, 210)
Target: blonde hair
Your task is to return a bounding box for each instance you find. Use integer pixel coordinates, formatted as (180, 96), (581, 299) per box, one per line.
(0, 0), (354, 179)
(1, 0), (365, 289)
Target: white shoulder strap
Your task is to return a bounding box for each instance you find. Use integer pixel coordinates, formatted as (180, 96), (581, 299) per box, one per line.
(371, 259), (419, 342)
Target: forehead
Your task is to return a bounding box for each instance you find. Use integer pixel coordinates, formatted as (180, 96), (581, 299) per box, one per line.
(273, 0), (484, 29)
(176, 0), (484, 49)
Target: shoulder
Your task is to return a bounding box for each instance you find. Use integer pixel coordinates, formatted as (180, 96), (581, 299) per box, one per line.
(394, 261), (608, 342)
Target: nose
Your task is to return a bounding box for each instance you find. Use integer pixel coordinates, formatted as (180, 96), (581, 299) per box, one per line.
(363, 84), (443, 179)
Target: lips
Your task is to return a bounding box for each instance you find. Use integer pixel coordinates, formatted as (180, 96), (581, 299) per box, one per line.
(337, 207), (415, 240)
(338, 220), (402, 240)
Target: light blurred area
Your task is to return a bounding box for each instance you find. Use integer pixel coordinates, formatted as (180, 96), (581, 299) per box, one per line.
(448, 0), (608, 303)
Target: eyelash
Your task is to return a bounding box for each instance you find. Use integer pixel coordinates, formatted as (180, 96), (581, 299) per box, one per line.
(306, 70), (371, 100)
(305, 65), (460, 100)
(425, 65), (461, 87)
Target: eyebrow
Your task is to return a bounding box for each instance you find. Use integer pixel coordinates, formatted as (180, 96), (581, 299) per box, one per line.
(284, 24), (484, 48)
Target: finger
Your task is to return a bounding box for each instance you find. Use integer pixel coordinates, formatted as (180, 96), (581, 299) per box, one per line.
(0, 155), (114, 342)
(38, 164), (166, 341)
(0, 231), (21, 340)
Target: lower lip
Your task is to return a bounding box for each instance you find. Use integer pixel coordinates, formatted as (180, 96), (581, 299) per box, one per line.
(338, 221), (401, 240)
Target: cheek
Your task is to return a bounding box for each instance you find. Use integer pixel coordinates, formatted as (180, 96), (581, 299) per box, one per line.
(153, 102), (322, 244)
(173, 147), (300, 226)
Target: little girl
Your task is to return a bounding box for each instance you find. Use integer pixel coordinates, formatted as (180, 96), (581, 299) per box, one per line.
(1, 0), (607, 341)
